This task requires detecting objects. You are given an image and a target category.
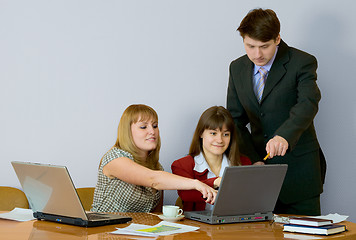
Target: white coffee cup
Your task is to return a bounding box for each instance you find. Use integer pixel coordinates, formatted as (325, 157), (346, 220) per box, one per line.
(162, 205), (183, 218)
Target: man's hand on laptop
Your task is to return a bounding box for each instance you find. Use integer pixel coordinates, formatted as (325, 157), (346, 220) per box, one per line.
(253, 161), (265, 165)
(265, 135), (289, 158)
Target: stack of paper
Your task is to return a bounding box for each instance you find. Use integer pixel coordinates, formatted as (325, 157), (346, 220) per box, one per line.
(274, 213), (348, 224)
(282, 214), (348, 236)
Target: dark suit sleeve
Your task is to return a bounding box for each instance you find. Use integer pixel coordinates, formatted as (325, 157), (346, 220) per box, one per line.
(227, 63), (261, 163)
(274, 54), (320, 150)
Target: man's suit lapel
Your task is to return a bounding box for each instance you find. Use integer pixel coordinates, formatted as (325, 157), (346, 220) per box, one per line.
(260, 40), (290, 103)
(241, 58), (260, 107)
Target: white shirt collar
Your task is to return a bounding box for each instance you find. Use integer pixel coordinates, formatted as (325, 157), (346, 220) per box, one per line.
(193, 153), (230, 177)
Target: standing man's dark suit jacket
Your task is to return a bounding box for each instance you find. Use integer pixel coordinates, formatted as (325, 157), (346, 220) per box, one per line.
(227, 40), (326, 204)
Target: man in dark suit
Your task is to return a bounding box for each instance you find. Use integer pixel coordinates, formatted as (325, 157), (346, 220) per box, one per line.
(227, 8), (326, 215)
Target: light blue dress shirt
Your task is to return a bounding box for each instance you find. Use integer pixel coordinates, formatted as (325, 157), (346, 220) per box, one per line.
(253, 46), (279, 99)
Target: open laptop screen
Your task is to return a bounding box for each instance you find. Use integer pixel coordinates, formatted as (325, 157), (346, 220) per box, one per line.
(11, 161), (89, 220)
(212, 164), (288, 216)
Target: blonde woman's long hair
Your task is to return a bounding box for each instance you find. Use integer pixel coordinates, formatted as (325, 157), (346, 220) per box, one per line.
(189, 106), (241, 166)
(101, 104), (161, 170)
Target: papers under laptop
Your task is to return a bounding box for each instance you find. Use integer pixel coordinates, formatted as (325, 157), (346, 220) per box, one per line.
(11, 161), (132, 227)
(184, 164), (288, 224)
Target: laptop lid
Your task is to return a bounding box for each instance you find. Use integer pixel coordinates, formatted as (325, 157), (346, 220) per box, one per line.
(212, 164), (287, 216)
(11, 161), (131, 226)
(185, 164), (287, 224)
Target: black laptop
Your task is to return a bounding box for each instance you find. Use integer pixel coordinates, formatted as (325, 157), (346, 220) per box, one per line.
(184, 164), (288, 224)
(11, 161), (132, 227)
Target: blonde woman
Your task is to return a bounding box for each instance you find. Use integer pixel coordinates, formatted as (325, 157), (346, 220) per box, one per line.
(91, 104), (217, 213)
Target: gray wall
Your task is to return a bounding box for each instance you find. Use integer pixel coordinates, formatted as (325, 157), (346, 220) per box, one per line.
(1, 0), (355, 222)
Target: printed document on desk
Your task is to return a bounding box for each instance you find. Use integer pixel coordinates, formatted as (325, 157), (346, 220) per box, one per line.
(111, 221), (199, 237)
(312, 213), (349, 223)
(0, 208), (35, 222)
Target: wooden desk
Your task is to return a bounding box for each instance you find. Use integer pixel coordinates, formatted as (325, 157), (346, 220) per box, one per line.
(1, 212), (356, 240)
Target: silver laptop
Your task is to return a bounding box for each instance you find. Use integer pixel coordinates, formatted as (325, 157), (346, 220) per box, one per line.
(184, 164), (288, 224)
(11, 161), (132, 227)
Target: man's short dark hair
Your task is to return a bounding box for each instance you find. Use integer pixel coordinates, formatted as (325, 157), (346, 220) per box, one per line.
(237, 8), (280, 42)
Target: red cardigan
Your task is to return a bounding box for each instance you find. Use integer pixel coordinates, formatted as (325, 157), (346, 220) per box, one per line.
(171, 155), (251, 211)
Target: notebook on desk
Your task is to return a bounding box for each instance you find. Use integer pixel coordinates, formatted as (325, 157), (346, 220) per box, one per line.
(11, 161), (132, 227)
(184, 164), (288, 224)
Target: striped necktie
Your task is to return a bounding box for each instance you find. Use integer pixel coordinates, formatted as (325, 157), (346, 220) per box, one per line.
(255, 67), (268, 102)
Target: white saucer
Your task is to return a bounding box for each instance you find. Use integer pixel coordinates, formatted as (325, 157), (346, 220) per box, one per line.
(158, 214), (185, 221)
